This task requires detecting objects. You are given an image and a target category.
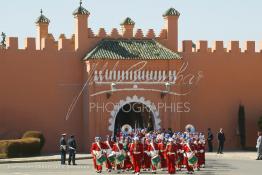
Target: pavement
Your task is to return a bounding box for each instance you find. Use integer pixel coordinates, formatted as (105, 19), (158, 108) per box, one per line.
(0, 151), (260, 175)
(0, 154), (92, 164)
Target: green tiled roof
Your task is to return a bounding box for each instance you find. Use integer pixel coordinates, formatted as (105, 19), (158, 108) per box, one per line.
(36, 9), (50, 24)
(121, 17), (135, 25)
(83, 39), (181, 60)
(163, 8), (180, 17)
(73, 1), (90, 16)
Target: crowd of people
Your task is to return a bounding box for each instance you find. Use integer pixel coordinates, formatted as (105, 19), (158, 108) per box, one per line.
(91, 128), (206, 174)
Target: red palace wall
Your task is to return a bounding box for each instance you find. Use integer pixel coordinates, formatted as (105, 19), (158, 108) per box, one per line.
(0, 6), (262, 153)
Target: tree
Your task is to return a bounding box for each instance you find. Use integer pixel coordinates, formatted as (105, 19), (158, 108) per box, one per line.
(258, 116), (262, 131)
(238, 104), (246, 149)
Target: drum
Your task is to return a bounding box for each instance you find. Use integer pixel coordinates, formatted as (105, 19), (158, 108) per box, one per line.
(188, 153), (198, 165)
(96, 154), (107, 165)
(107, 153), (116, 163)
(116, 154), (125, 163)
(151, 155), (161, 165)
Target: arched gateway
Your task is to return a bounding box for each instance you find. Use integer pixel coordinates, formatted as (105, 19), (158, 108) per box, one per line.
(108, 96), (161, 134)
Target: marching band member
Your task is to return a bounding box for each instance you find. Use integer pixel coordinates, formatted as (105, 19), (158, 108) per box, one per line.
(165, 138), (178, 174)
(123, 137), (133, 171)
(129, 136), (144, 175)
(104, 135), (115, 172)
(157, 136), (167, 171)
(112, 137), (125, 173)
(183, 140), (195, 174)
(176, 138), (184, 171)
(142, 137), (151, 171)
(91, 137), (107, 173)
(197, 139), (206, 168)
(148, 136), (160, 174)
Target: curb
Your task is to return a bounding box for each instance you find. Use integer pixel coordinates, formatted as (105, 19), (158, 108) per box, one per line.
(0, 155), (93, 164)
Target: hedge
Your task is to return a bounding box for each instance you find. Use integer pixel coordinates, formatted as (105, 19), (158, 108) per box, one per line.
(22, 131), (45, 149)
(0, 131), (45, 158)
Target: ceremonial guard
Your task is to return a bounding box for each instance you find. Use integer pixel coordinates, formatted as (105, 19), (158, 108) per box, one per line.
(104, 135), (115, 172)
(123, 137), (133, 171)
(142, 137), (151, 171)
(129, 136), (144, 175)
(165, 138), (177, 174)
(157, 137), (167, 171)
(148, 137), (160, 174)
(91, 137), (107, 173)
(112, 137), (125, 173)
(197, 140), (205, 168)
(67, 135), (77, 165)
(183, 141), (195, 174)
(176, 138), (184, 171)
(59, 133), (67, 165)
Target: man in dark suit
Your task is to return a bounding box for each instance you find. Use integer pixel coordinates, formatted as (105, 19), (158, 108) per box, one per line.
(207, 128), (214, 152)
(59, 133), (67, 165)
(217, 128), (226, 154)
(68, 135), (77, 165)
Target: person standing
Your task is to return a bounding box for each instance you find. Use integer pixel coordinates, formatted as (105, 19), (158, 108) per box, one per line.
(68, 135), (77, 165)
(59, 133), (67, 165)
(217, 128), (225, 154)
(129, 137), (144, 175)
(256, 131), (262, 160)
(207, 128), (213, 152)
(165, 138), (178, 174)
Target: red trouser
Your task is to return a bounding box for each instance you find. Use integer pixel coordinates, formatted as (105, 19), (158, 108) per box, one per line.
(124, 156), (133, 169)
(160, 154), (167, 168)
(93, 158), (102, 171)
(106, 158), (112, 169)
(166, 154), (176, 174)
(132, 154), (142, 173)
(184, 157), (194, 172)
(143, 153), (151, 169)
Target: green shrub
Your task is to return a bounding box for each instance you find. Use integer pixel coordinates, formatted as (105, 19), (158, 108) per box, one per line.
(22, 131), (45, 150)
(0, 140), (9, 157)
(0, 130), (44, 158)
(6, 138), (41, 158)
(258, 116), (262, 131)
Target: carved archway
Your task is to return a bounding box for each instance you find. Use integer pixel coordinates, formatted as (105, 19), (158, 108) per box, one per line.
(108, 95), (161, 133)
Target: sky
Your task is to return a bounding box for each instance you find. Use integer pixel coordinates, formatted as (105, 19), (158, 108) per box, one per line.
(0, 0), (261, 48)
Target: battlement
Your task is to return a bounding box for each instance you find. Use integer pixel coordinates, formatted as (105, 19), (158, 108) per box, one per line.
(181, 40), (262, 54)
(1, 3), (261, 55)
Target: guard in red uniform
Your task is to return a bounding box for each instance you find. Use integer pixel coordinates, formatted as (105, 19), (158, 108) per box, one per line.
(104, 135), (115, 172)
(91, 137), (107, 173)
(142, 137), (151, 171)
(123, 137), (133, 171)
(112, 137), (124, 173)
(165, 138), (178, 174)
(148, 137), (159, 173)
(129, 137), (144, 175)
(158, 138), (167, 171)
(183, 142), (194, 174)
(197, 140), (205, 168)
(176, 138), (184, 171)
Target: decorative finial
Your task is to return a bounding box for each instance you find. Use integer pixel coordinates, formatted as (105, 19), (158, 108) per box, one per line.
(80, 0), (82, 7)
(40, 9), (43, 15)
(1, 32), (6, 48)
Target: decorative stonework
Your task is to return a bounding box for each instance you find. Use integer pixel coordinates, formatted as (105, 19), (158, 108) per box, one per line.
(108, 95), (161, 132)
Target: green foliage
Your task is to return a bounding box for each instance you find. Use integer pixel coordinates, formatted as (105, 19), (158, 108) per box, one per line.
(22, 131), (45, 150)
(0, 131), (45, 158)
(238, 104), (246, 149)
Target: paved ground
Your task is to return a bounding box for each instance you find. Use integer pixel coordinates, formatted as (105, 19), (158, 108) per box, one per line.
(0, 152), (260, 175)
